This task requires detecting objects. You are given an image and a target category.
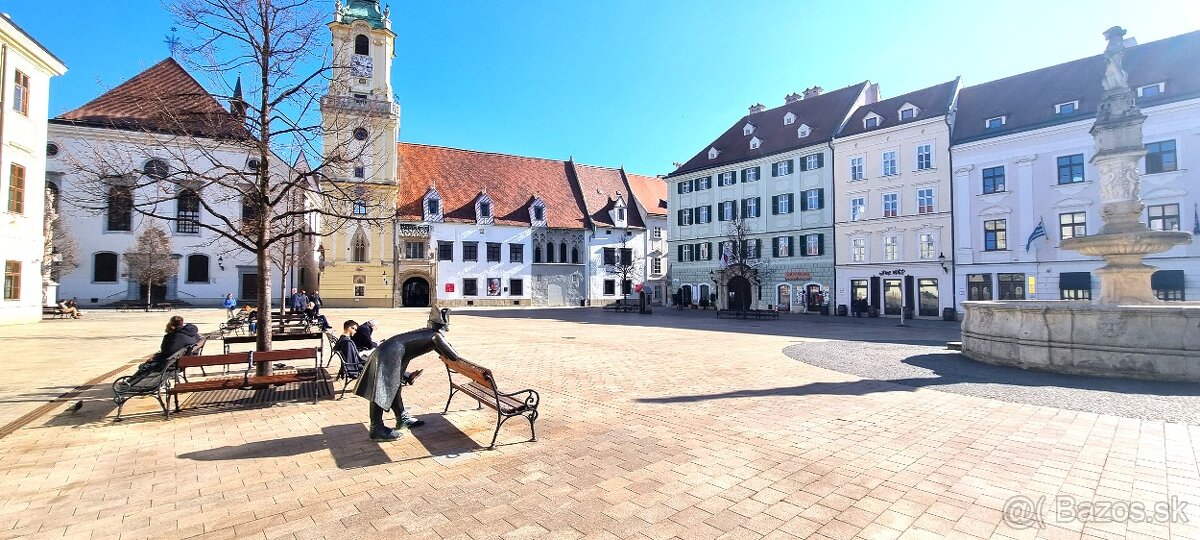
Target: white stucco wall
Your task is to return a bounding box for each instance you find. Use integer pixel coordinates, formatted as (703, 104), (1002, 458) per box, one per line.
(431, 222), (530, 306)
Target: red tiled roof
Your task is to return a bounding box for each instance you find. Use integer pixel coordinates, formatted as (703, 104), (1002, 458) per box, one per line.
(397, 143), (588, 229)
(625, 173), (667, 217)
(54, 58), (250, 141)
(570, 163), (646, 229)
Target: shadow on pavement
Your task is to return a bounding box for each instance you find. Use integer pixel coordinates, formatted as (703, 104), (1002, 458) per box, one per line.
(637, 379), (913, 403)
(408, 412), (485, 455)
(178, 423), (392, 469)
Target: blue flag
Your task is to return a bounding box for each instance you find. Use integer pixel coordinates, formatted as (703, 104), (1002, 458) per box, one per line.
(1026, 218), (1047, 252)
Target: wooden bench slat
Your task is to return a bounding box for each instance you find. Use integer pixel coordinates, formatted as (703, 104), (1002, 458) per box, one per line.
(453, 381), (528, 414)
(169, 370), (323, 394)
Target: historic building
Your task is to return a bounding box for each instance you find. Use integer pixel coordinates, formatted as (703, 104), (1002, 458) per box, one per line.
(625, 172), (669, 304)
(0, 15), (66, 324)
(48, 58), (297, 308)
(832, 79), (960, 319)
(571, 163), (648, 306)
(666, 82), (878, 311)
(950, 31), (1200, 309)
(317, 0), (401, 308)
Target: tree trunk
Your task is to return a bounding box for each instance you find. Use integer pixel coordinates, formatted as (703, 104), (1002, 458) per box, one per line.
(255, 241), (273, 375)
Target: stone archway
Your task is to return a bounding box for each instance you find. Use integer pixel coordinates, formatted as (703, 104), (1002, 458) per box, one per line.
(401, 277), (430, 307)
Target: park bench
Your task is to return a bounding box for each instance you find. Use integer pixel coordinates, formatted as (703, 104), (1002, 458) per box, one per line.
(111, 336), (207, 421)
(716, 309), (780, 320)
(440, 355), (539, 450)
(222, 331), (323, 354)
(602, 301), (638, 313)
(168, 347), (328, 412)
(325, 331), (365, 399)
(273, 313), (314, 333)
(42, 306), (68, 319)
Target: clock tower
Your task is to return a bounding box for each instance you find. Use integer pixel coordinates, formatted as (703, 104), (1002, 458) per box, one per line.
(319, 0), (403, 307)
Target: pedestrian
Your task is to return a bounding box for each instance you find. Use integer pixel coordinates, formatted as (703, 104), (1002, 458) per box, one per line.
(289, 288), (307, 314)
(223, 293), (236, 318)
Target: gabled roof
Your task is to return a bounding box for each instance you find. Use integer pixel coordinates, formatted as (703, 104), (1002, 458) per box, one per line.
(396, 143), (588, 229)
(570, 163), (647, 229)
(625, 173), (668, 218)
(839, 78), (960, 138)
(953, 31), (1200, 145)
(670, 81), (872, 177)
(53, 58), (250, 141)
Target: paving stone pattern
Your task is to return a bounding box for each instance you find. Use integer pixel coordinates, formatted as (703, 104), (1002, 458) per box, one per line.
(0, 308), (1197, 539)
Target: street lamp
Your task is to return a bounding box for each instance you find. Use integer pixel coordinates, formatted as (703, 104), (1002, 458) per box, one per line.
(217, 255), (225, 271)
(937, 252), (949, 274)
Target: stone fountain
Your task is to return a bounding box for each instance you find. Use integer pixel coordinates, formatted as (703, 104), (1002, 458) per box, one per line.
(961, 27), (1200, 382)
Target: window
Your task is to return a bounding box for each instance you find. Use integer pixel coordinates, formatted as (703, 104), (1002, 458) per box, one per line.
(883, 236), (898, 261)
(919, 233), (935, 259)
(406, 241), (426, 259)
(603, 247), (616, 265)
(749, 137), (761, 150)
(7, 164), (25, 214)
(12, 71), (29, 115)
(850, 196), (865, 222)
(545, 242), (556, 263)
(850, 157), (864, 181)
(651, 257), (662, 275)
(695, 176), (712, 190)
(559, 243), (568, 263)
(438, 241), (453, 261)
(742, 197), (760, 218)
(805, 154), (820, 170)
(351, 231), (369, 262)
(354, 284), (366, 297)
(718, 171), (736, 186)
(985, 116), (1006, 130)
(900, 107), (915, 120)
(805, 189), (821, 211)
(775, 236), (791, 257)
(678, 180), (693, 194)
(622, 280), (633, 295)
(984, 219), (1007, 251)
(510, 279), (524, 296)
(1056, 101), (1078, 115)
(186, 254), (209, 283)
(479, 202), (491, 218)
(745, 239), (761, 259)
(355, 34), (369, 55)
(1152, 270), (1185, 301)
(679, 244), (693, 262)
(982, 166), (1006, 194)
(1057, 154), (1085, 184)
(677, 208), (693, 226)
(509, 243), (523, 263)
(1059, 272), (1092, 300)
(426, 198), (440, 216)
(1145, 140), (1177, 174)
(463, 278), (478, 296)
(144, 159), (169, 179)
(718, 200), (737, 221)
(46, 142), (59, 157)
(917, 187), (934, 214)
(1148, 204), (1180, 231)
(531, 205), (545, 221)
(176, 189), (200, 233)
(653, 227), (662, 239)
(864, 116), (879, 129)
(571, 247), (580, 263)
(683, 245), (697, 263)
(107, 186), (133, 231)
(916, 144), (933, 171)
(3, 261), (19, 300)
(773, 160), (792, 176)
(486, 242), (501, 262)
(852, 238), (865, 262)
(742, 167), (760, 182)
(353, 166), (365, 179)
(1059, 212), (1087, 240)
(998, 273), (1025, 300)
(353, 200), (367, 215)
(773, 194), (793, 215)
(1137, 83), (1164, 98)
(93, 253), (118, 282)
(967, 274), (993, 301)
(462, 242), (478, 261)
(533, 245), (542, 263)
(603, 280), (615, 295)
(882, 193), (898, 218)
(805, 235), (820, 256)
(882, 151), (898, 176)
(696, 205), (711, 224)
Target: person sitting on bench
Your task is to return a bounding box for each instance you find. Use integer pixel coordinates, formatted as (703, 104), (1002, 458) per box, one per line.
(136, 315), (200, 375)
(352, 307), (466, 442)
(352, 320), (380, 351)
(305, 302), (333, 331)
(335, 320), (368, 379)
(58, 299), (81, 319)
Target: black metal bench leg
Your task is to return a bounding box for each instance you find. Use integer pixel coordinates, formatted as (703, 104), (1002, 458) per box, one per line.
(527, 410), (538, 442)
(443, 387), (458, 414)
(488, 410), (505, 450)
(114, 399), (126, 422)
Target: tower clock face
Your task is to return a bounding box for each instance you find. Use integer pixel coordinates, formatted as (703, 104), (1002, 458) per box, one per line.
(350, 54), (373, 78)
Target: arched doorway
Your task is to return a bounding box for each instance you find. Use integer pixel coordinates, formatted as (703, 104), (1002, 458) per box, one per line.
(698, 284), (711, 308)
(727, 276), (752, 310)
(401, 277), (430, 307)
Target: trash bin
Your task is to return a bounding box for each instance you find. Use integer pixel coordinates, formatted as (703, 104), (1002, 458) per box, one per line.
(837, 304), (848, 317)
(820, 305), (830, 316)
(942, 307), (957, 321)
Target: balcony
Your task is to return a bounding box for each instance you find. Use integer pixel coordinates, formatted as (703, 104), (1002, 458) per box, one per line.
(320, 95), (400, 117)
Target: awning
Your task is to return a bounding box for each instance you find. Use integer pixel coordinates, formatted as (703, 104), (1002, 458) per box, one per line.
(1059, 272), (1092, 290)
(1152, 270), (1185, 289)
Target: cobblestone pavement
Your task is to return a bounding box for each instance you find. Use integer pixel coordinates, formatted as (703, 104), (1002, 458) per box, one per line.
(1, 307), (1198, 539)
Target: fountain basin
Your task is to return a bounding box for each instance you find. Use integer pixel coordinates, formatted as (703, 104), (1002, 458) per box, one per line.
(962, 300), (1200, 382)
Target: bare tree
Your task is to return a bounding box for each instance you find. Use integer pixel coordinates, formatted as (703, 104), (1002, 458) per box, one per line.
(42, 188), (79, 305)
(125, 226), (180, 311)
(604, 228), (645, 304)
(718, 216), (770, 310)
(60, 0), (395, 352)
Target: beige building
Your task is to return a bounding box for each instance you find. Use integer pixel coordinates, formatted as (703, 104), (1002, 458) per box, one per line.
(832, 79), (960, 319)
(0, 14), (66, 325)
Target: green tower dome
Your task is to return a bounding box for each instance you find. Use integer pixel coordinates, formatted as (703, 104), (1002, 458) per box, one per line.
(337, 0), (388, 30)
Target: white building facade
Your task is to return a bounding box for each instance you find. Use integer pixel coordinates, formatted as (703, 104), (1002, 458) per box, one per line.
(430, 222), (532, 306)
(0, 15), (66, 324)
(951, 32), (1200, 308)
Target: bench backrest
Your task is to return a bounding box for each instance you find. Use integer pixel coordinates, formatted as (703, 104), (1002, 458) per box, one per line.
(441, 356), (495, 389)
(178, 347), (318, 369)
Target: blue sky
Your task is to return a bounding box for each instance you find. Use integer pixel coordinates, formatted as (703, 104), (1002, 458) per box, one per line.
(6, 1), (1197, 176)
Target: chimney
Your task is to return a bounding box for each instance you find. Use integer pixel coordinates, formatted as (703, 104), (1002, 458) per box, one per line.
(784, 92), (803, 104)
(803, 86), (824, 99)
(748, 103), (766, 114)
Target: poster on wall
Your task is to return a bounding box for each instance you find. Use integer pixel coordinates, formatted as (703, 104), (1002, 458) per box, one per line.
(487, 278), (501, 296)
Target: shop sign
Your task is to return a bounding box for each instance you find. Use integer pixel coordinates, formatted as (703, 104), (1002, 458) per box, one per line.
(445, 283), (455, 293)
(784, 271), (812, 281)
(877, 269), (907, 276)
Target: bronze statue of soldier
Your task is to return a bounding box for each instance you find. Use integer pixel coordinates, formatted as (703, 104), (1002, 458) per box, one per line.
(354, 306), (466, 441)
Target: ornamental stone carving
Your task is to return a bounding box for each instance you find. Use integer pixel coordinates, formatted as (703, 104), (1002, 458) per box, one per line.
(1098, 160), (1140, 204)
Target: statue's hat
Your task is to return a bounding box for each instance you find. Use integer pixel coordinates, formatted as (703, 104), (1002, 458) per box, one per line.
(428, 305), (450, 325)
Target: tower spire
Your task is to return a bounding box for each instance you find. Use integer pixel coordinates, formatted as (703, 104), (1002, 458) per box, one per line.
(230, 77), (246, 123)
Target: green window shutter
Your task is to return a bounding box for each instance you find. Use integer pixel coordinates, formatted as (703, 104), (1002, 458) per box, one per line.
(772, 238), (780, 258)
(771, 195), (779, 215)
(799, 156), (808, 172)
(677, 245), (684, 262)
(787, 193), (795, 212)
(817, 188), (825, 210)
(787, 236), (795, 257)
(798, 234), (808, 257)
(707, 242), (713, 260)
(741, 199), (747, 216)
(817, 153), (825, 168)
(754, 239), (762, 259)
(755, 197), (762, 216)
(754, 166), (761, 179)
(771, 162), (779, 177)
(817, 234), (826, 256)
(677, 210), (683, 226)
(800, 192), (809, 211)
(740, 169), (747, 182)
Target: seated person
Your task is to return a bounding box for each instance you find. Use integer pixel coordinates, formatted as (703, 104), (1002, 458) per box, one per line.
(352, 320), (379, 351)
(304, 302), (332, 331)
(335, 320), (369, 380)
(57, 299), (82, 319)
(136, 315), (200, 375)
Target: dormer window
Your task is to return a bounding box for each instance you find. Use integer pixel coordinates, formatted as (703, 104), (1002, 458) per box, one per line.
(749, 137), (761, 150)
(1056, 101), (1079, 115)
(743, 123), (755, 136)
(985, 116), (1006, 130)
(708, 147), (720, 160)
(783, 112), (796, 126)
(612, 196), (628, 227)
(529, 198), (546, 224)
(423, 188), (443, 222)
(863, 113), (881, 129)
(898, 104), (917, 121)
(475, 192), (494, 225)
(796, 124), (811, 138)
(1137, 82), (1165, 98)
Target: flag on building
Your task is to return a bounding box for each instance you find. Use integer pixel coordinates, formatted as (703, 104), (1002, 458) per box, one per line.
(1193, 203), (1199, 235)
(720, 242), (732, 267)
(1026, 217), (1047, 252)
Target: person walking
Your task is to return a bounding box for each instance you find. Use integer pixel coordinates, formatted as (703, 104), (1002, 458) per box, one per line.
(289, 288), (307, 314)
(223, 293), (236, 318)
